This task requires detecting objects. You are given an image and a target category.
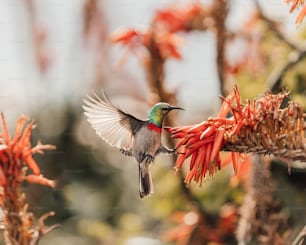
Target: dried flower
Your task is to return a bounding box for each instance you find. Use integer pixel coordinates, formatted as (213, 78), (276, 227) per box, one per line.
(0, 113), (57, 244)
(285, 0), (306, 25)
(167, 86), (305, 184)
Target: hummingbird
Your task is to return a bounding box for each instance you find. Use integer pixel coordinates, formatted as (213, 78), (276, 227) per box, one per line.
(83, 91), (184, 198)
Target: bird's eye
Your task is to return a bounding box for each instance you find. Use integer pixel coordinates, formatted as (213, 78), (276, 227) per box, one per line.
(161, 108), (168, 111)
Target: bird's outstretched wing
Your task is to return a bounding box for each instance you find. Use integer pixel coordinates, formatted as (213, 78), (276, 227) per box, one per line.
(83, 91), (145, 154)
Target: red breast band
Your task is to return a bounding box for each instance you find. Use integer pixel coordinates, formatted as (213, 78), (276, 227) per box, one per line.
(147, 123), (162, 133)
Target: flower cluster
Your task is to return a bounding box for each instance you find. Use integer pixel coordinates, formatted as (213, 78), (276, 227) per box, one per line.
(286, 0), (306, 25)
(111, 4), (205, 61)
(111, 28), (182, 61)
(167, 87), (305, 184)
(153, 3), (202, 33)
(0, 114), (57, 244)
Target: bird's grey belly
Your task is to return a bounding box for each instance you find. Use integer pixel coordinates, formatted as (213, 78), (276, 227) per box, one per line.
(132, 127), (161, 162)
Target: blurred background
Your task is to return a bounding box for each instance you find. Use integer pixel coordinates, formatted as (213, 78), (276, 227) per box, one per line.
(0, 0), (306, 244)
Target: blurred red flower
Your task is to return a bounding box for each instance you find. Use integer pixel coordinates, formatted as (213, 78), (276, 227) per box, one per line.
(286, 0), (306, 25)
(154, 3), (202, 32)
(111, 29), (182, 61)
(164, 206), (237, 245)
(111, 29), (148, 47)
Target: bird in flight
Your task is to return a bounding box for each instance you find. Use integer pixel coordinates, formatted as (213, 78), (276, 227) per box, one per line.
(83, 91), (184, 198)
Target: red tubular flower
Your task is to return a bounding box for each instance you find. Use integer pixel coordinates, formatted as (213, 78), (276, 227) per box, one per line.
(285, 0), (306, 25)
(296, 5), (306, 25)
(167, 86), (306, 184)
(0, 113), (57, 244)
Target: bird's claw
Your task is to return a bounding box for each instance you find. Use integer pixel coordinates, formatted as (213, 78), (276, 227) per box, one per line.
(143, 154), (154, 163)
(167, 148), (177, 154)
(159, 145), (176, 155)
(171, 148), (177, 154)
(120, 149), (132, 156)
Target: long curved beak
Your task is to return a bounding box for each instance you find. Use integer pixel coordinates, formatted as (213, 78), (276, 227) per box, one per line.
(169, 106), (185, 111)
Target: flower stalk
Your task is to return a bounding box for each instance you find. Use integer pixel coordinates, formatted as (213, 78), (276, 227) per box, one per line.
(0, 113), (57, 245)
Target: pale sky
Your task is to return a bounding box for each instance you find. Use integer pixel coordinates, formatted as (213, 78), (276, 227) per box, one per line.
(0, 0), (298, 123)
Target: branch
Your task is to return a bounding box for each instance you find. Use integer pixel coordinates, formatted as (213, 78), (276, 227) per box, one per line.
(267, 50), (306, 93)
(255, 0), (302, 50)
(255, 0), (306, 93)
(24, 0), (51, 73)
(212, 0), (229, 96)
(236, 155), (289, 244)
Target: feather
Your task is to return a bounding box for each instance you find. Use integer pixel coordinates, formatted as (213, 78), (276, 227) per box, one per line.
(139, 161), (153, 198)
(83, 90), (145, 153)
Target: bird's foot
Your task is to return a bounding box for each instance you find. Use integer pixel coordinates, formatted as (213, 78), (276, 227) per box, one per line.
(143, 154), (154, 163)
(120, 149), (132, 156)
(162, 147), (176, 155)
(157, 145), (176, 155)
(166, 148), (176, 154)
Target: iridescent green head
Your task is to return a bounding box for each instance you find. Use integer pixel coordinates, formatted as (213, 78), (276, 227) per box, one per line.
(148, 102), (184, 127)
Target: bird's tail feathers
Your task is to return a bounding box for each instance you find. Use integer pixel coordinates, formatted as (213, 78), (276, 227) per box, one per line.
(139, 161), (153, 198)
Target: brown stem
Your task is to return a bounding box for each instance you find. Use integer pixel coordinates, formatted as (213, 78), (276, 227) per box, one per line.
(145, 31), (175, 105)
(222, 142), (306, 162)
(236, 155), (289, 244)
(254, 0), (302, 50)
(145, 27), (208, 221)
(267, 50), (306, 93)
(3, 158), (33, 245)
(212, 0), (229, 97)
